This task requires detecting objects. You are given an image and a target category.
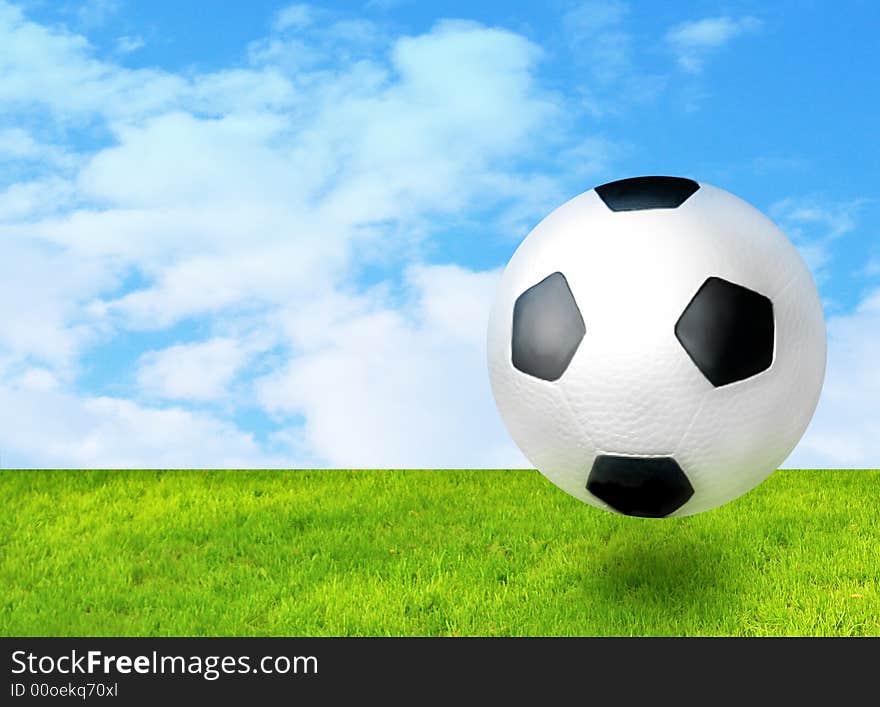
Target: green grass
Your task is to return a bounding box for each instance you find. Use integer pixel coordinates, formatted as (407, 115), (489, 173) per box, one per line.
(1, 469), (878, 636)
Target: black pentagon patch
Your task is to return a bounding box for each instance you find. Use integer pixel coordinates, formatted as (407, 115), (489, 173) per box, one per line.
(512, 272), (585, 381)
(675, 277), (774, 387)
(595, 176), (700, 211)
(587, 455), (694, 518)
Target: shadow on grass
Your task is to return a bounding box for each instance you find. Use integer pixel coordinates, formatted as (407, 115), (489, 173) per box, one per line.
(583, 535), (741, 633)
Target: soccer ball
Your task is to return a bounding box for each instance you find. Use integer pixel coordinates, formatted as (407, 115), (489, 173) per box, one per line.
(487, 176), (826, 517)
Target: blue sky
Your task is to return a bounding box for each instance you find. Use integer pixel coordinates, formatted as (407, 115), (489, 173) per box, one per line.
(0, 0), (877, 468)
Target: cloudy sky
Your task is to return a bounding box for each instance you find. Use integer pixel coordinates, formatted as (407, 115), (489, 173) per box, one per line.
(0, 0), (877, 468)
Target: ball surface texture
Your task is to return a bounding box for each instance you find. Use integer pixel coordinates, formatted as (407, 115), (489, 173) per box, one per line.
(487, 176), (826, 517)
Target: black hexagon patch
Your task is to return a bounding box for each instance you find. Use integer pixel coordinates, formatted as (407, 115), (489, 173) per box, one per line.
(675, 276), (774, 387)
(595, 176), (700, 211)
(587, 455), (694, 518)
(511, 272), (585, 381)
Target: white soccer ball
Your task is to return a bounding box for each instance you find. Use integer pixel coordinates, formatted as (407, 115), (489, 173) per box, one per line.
(487, 176), (826, 517)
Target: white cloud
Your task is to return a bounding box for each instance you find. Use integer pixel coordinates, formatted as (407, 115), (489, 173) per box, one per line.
(49, 20), (560, 334)
(564, 0), (631, 82)
(0, 383), (286, 468)
(562, 1), (666, 112)
(770, 197), (865, 281)
(115, 35), (145, 54)
(668, 16), (760, 49)
(0, 235), (118, 368)
(0, 127), (42, 159)
(0, 5), (583, 468)
(565, 0), (628, 34)
(0, 177), (76, 221)
(274, 3), (314, 32)
(16, 367), (60, 392)
(76, 111), (295, 209)
(666, 15), (761, 72)
(0, 2), (184, 120)
(0, 127), (75, 170)
(76, 0), (121, 28)
(246, 36), (318, 71)
(136, 337), (257, 402)
(785, 288), (880, 468)
(776, 201), (858, 239)
(256, 265), (527, 468)
(0, 3), (299, 122)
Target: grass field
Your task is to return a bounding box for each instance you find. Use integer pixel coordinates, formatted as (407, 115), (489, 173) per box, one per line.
(1, 469), (878, 636)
